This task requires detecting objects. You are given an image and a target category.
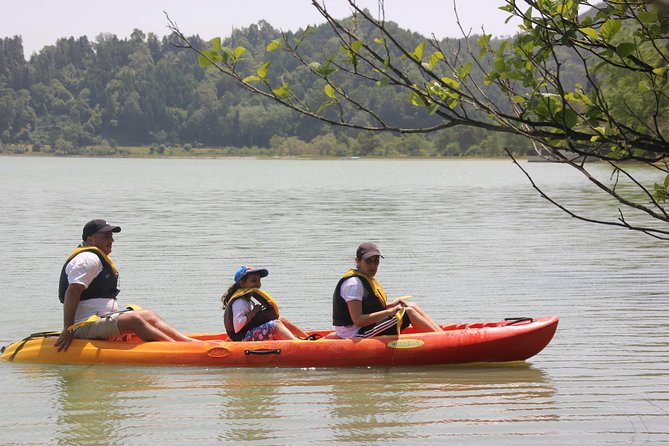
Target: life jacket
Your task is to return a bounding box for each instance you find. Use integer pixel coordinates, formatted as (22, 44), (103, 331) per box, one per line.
(223, 288), (280, 341)
(58, 246), (120, 303)
(332, 269), (387, 330)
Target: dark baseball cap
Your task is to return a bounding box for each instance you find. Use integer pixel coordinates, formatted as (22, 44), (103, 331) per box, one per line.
(82, 219), (121, 240)
(356, 242), (384, 260)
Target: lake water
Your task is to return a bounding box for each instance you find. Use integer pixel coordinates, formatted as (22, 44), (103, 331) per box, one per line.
(0, 156), (667, 445)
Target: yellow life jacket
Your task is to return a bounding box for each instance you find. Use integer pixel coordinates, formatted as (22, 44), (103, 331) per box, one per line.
(223, 288), (281, 341)
(58, 245), (120, 303)
(66, 245), (119, 276)
(341, 269), (387, 306)
(228, 288), (280, 315)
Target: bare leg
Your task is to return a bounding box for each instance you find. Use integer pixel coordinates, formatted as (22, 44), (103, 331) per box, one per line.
(405, 303), (442, 332)
(278, 316), (309, 338)
(272, 320), (299, 340)
(118, 310), (197, 342)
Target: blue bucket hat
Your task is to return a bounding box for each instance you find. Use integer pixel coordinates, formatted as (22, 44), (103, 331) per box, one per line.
(234, 265), (269, 284)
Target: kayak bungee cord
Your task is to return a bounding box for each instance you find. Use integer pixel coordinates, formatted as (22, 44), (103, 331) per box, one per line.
(4, 331), (61, 361)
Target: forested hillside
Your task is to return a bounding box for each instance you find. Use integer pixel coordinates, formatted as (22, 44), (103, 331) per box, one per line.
(0, 16), (599, 157)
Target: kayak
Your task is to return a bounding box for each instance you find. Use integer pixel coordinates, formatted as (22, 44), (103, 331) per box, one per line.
(1, 316), (558, 367)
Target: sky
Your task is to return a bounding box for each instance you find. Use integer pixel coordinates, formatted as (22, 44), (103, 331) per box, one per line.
(2, 0), (520, 58)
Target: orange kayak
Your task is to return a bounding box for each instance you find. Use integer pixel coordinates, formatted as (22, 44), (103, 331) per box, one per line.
(1, 316), (558, 367)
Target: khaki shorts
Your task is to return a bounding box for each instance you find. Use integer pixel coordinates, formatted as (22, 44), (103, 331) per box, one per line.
(73, 312), (122, 340)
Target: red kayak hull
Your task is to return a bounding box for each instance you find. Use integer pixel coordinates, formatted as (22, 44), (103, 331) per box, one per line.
(1, 316), (558, 367)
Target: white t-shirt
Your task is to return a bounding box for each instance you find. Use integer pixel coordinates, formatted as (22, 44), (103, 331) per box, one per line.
(335, 277), (365, 339)
(65, 252), (119, 323)
(231, 297), (254, 333)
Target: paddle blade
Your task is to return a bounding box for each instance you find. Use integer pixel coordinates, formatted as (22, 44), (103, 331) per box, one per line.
(66, 314), (101, 331)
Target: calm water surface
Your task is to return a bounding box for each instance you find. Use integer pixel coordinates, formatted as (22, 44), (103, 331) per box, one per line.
(0, 157), (667, 445)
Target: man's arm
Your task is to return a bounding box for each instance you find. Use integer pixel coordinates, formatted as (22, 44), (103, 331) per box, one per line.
(54, 283), (85, 352)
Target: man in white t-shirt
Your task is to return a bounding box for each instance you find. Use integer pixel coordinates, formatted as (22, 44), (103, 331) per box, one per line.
(55, 219), (196, 352)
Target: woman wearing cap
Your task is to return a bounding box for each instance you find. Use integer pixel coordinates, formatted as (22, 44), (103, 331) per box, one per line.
(332, 242), (442, 338)
(222, 266), (310, 341)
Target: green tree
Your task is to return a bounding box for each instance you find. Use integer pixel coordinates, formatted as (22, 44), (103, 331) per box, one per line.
(171, 1), (669, 238)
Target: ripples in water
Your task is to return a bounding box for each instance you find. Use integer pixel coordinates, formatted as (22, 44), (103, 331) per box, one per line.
(0, 158), (667, 445)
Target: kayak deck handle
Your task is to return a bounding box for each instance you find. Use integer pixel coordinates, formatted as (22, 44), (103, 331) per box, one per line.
(244, 348), (281, 355)
(504, 317), (534, 326)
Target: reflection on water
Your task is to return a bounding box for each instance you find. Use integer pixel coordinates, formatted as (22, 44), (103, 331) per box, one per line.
(216, 370), (284, 443)
(1, 158), (668, 445)
(326, 365), (557, 444)
(7, 362), (557, 445)
(54, 367), (159, 445)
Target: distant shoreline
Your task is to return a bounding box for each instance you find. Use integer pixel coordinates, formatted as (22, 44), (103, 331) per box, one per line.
(0, 145), (512, 161)
(0, 152), (512, 161)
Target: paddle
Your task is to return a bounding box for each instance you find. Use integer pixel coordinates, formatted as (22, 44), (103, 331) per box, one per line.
(66, 314), (101, 331)
(65, 304), (143, 332)
(394, 295), (412, 335)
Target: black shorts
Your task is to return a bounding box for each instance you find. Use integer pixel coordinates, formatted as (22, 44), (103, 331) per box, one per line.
(355, 313), (411, 338)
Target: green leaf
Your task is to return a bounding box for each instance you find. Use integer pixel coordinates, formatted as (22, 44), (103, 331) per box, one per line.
(266, 39), (284, 52)
(242, 75), (261, 83)
(476, 34), (491, 48)
(652, 67), (666, 76)
(499, 3), (514, 13)
(427, 103), (440, 114)
(484, 71), (499, 86)
(410, 91), (427, 107)
(211, 37), (222, 51)
(198, 48), (223, 67)
(233, 47), (247, 59)
(580, 27), (599, 40)
(493, 57), (506, 72)
(616, 42), (636, 58)
(664, 173), (669, 188)
(439, 77), (460, 89)
(561, 108), (578, 129)
(410, 42), (426, 62)
(324, 84), (336, 99)
(257, 61), (272, 79)
(458, 62), (472, 80)
(522, 6), (533, 29)
(638, 10), (658, 25)
(496, 40), (508, 57)
(586, 106), (603, 121)
(272, 83), (291, 99)
(316, 100), (334, 114)
(198, 54), (212, 68)
(308, 59), (336, 77)
(350, 40), (364, 53)
(601, 19), (622, 41)
(428, 51), (444, 70)
(340, 45), (359, 68)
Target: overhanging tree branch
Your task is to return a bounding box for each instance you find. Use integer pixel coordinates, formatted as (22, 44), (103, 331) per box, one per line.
(168, 0), (669, 238)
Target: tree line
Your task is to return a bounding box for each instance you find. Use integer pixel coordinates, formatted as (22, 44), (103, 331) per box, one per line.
(0, 19), (538, 157)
